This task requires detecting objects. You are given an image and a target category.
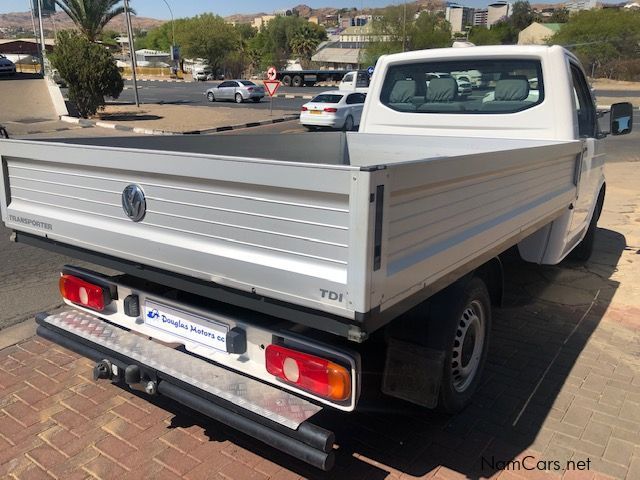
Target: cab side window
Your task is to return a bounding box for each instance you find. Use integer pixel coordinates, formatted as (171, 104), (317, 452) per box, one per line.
(570, 65), (596, 138)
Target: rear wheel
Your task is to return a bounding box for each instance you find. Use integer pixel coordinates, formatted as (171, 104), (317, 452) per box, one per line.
(304, 125), (317, 131)
(282, 75), (292, 87)
(343, 115), (354, 132)
(292, 75), (303, 87)
(235, 93), (243, 104)
(431, 277), (491, 413)
(207, 92), (215, 102)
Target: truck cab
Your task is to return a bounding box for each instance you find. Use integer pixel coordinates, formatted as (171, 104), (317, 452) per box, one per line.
(338, 70), (370, 93)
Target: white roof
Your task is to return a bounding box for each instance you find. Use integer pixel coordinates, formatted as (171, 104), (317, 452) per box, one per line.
(312, 48), (361, 64)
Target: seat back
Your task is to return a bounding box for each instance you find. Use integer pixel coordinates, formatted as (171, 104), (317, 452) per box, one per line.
(388, 79), (419, 111)
(481, 76), (531, 112)
(418, 77), (464, 112)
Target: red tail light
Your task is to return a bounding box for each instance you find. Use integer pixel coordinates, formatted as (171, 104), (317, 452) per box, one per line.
(265, 344), (351, 401)
(247, 87), (254, 91)
(301, 106), (308, 111)
(324, 107), (338, 113)
(59, 274), (109, 311)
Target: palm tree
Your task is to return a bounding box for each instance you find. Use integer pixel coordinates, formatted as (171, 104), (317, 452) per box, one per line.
(55, 0), (131, 42)
(290, 26), (321, 62)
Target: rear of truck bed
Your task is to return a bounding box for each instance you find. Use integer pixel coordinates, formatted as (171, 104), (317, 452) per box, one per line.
(0, 133), (581, 339)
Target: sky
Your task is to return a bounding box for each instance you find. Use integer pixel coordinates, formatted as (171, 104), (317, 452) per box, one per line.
(0, 0), (544, 20)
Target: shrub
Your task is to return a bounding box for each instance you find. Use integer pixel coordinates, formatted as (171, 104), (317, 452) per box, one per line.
(50, 30), (123, 118)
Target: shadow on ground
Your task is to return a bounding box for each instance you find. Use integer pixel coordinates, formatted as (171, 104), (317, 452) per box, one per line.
(120, 227), (626, 479)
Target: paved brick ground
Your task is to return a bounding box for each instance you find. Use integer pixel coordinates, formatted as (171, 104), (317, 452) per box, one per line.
(0, 248), (638, 480)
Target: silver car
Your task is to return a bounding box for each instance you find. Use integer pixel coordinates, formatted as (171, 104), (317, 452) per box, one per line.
(206, 80), (265, 104)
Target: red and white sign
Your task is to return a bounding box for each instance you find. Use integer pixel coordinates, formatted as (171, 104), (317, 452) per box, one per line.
(267, 66), (277, 80)
(263, 80), (281, 97)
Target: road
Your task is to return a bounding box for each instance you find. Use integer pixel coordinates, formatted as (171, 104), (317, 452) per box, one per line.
(108, 80), (321, 112)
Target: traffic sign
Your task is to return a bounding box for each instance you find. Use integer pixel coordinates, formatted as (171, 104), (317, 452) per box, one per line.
(367, 66), (375, 76)
(267, 66), (277, 81)
(263, 80), (281, 97)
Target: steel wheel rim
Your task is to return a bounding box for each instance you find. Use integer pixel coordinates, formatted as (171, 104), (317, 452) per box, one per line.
(451, 299), (485, 393)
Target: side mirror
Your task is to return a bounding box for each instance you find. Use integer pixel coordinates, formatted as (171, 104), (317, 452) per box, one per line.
(610, 102), (633, 136)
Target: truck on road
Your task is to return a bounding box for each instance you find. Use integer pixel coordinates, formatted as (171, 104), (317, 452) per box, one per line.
(277, 68), (366, 87)
(0, 46), (633, 470)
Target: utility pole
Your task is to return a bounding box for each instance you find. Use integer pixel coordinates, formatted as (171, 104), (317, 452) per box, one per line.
(123, 0), (140, 107)
(161, 0), (178, 76)
(37, 0), (46, 74)
(402, 2), (407, 53)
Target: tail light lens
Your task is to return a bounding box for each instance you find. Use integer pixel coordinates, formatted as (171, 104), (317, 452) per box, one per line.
(265, 344), (351, 402)
(324, 107), (338, 113)
(301, 106), (308, 111)
(247, 87), (254, 91)
(59, 274), (109, 311)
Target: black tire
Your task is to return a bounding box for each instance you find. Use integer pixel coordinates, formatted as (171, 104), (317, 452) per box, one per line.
(207, 92), (215, 102)
(252, 97), (261, 103)
(431, 277), (492, 414)
(343, 115), (354, 132)
(304, 125), (317, 131)
(235, 93), (243, 104)
(282, 75), (292, 87)
(568, 212), (597, 262)
(568, 188), (604, 263)
(292, 75), (303, 87)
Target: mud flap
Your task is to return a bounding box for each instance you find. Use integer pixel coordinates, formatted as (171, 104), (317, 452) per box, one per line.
(381, 338), (445, 408)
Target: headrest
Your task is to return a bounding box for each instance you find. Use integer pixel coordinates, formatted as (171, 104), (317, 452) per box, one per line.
(426, 77), (457, 102)
(494, 77), (529, 101)
(389, 80), (417, 103)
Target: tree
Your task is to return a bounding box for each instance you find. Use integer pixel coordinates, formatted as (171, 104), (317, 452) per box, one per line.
(181, 14), (239, 73)
(249, 16), (326, 70)
(547, 8), (569, 24)
(54, 0), (129, 42)
(50, 30), (123, 117)
(510, 1), (534, 31)
(362, 7), (451, 65)
(549, 9), (640, 79)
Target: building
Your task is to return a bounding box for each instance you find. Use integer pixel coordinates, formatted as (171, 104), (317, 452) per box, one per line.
(135, 49), (171, 66)
(252, 15), (276, 30)
(566, 0), (596, 11)
(0, 38), (54, 56)
(312, 24), (389, 69)
(517, 22), (563, 45)
(487, 1), (511, 27)
(473, 8), (488, 27)
(445, 3), (475, 34)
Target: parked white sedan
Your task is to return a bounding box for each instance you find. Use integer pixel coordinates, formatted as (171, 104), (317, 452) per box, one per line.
(300, 91), (366, 131)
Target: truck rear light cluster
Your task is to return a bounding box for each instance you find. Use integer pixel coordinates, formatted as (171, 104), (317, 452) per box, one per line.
(59, 274), (109, 311)
(265, 344), (351, 402)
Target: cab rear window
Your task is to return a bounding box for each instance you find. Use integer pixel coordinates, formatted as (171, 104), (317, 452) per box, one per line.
(380, 59), (544, 114)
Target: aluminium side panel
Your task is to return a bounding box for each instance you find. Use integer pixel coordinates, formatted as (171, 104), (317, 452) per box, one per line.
(372, 141), (581, 313)
(0, 139), (362, 319)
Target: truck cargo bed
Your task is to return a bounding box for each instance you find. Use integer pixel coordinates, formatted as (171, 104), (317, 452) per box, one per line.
(0, 133), (581, 338)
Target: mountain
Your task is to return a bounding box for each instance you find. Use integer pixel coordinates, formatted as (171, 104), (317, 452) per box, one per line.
(0, 11), (164, 37)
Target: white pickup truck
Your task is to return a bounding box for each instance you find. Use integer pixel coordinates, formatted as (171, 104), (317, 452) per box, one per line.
(0, 46), (633, 470)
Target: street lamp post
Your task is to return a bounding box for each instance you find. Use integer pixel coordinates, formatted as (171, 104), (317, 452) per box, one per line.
(123, 0), (140, 107)
(161, 0), (178, 76)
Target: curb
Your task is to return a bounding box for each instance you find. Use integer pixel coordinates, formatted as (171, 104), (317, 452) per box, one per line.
(60, 114), (300, 135)
(275, 94), (314, 99)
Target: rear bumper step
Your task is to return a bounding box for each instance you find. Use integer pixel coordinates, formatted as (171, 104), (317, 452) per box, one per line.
(36, 310), (335, 470)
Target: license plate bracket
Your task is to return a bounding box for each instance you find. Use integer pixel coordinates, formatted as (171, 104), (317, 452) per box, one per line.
(143, 300), (229, 353)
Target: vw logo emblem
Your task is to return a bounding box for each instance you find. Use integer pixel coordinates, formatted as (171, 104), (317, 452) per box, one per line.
(121, 184), (146, 222)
